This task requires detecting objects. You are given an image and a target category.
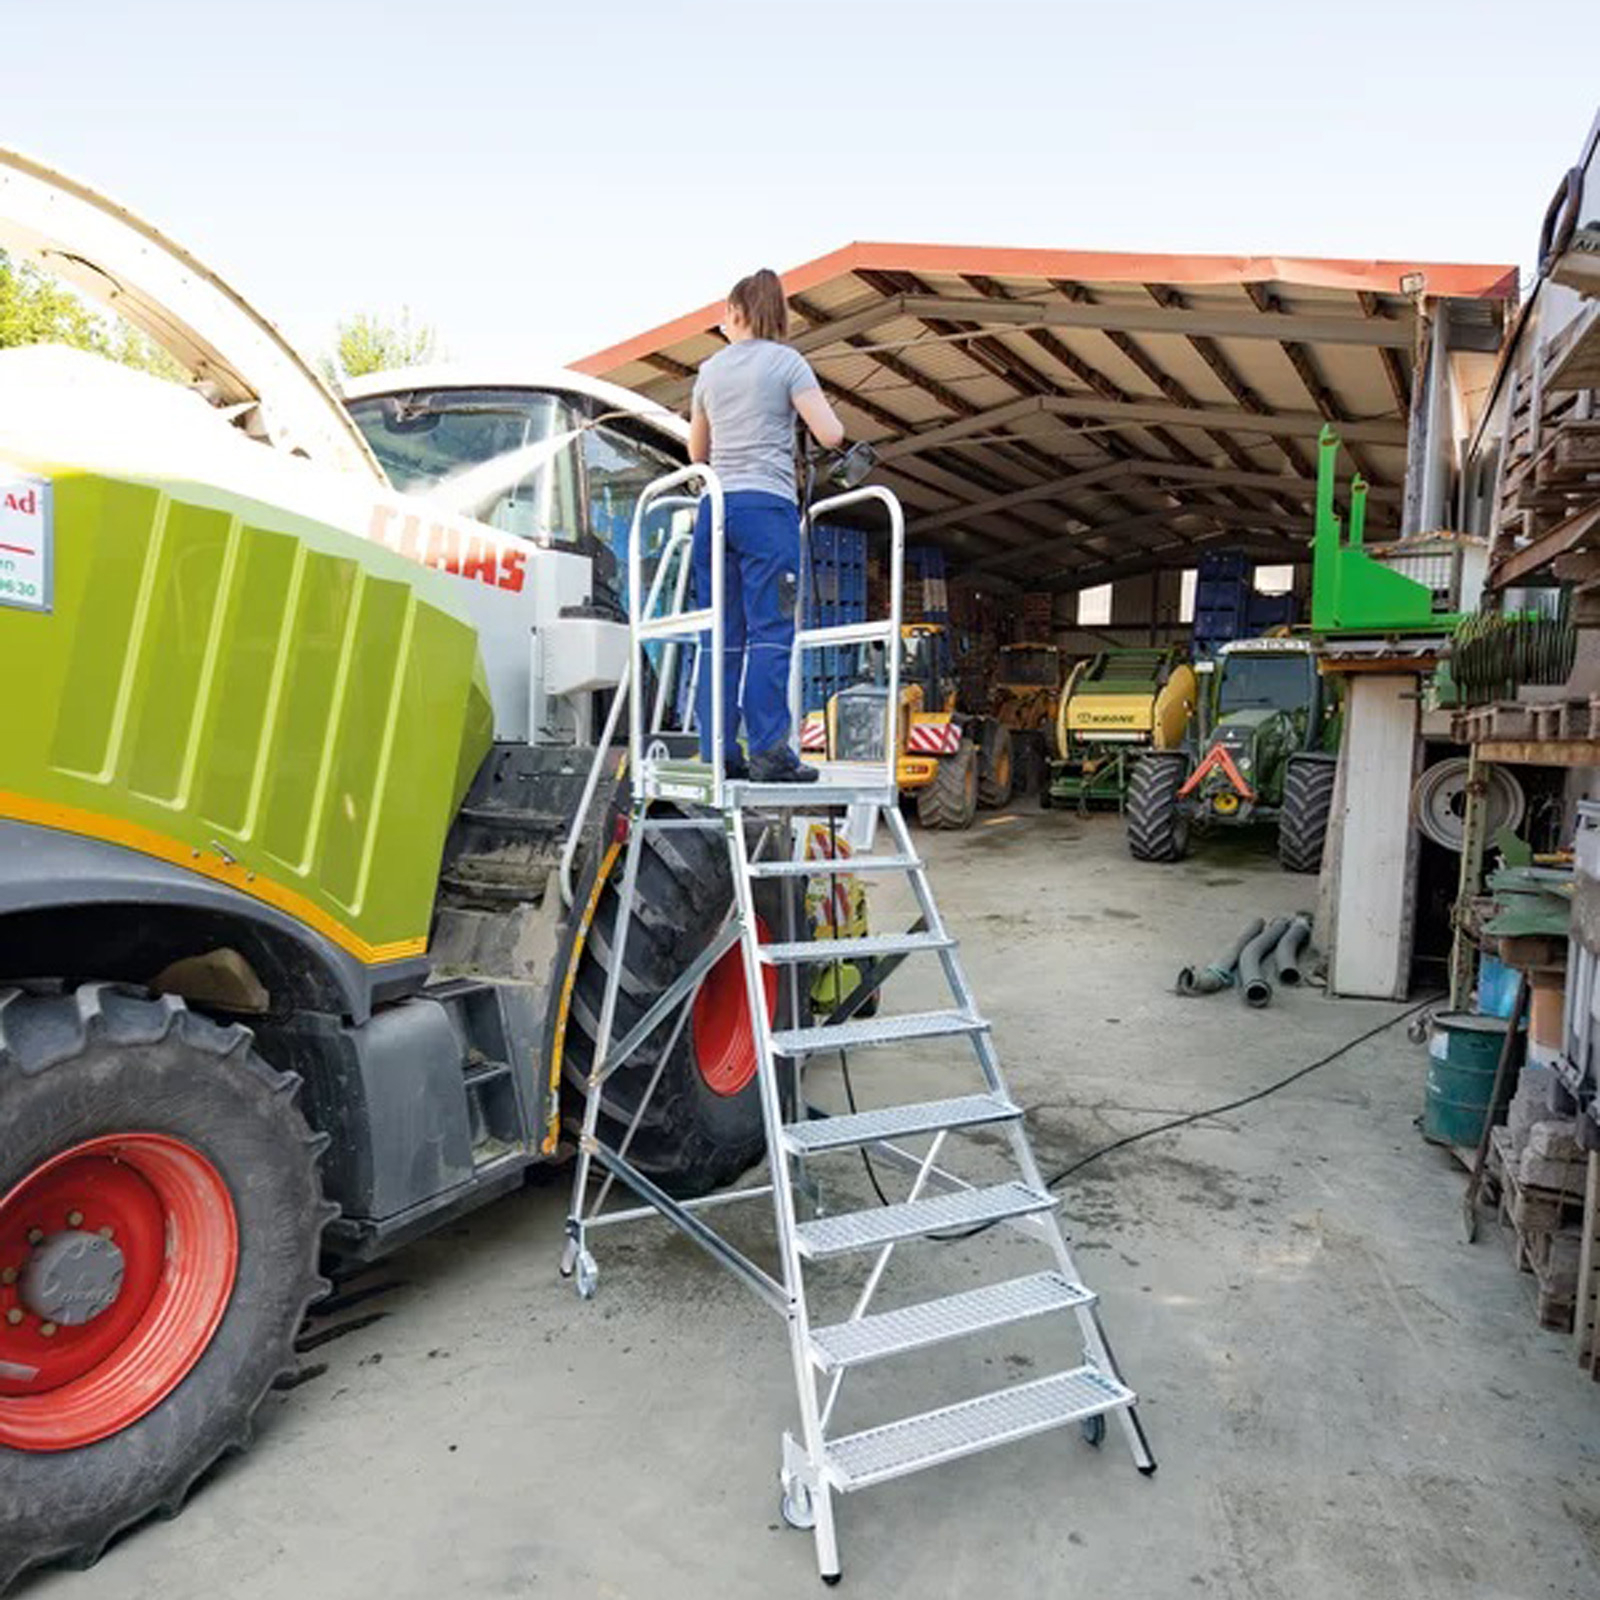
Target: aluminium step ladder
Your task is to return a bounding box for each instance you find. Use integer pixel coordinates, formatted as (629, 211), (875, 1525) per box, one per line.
(559, 466), (1154, 1584)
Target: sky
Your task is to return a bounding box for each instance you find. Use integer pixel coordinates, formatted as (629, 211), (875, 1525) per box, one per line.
(4, 1), (1598, 375)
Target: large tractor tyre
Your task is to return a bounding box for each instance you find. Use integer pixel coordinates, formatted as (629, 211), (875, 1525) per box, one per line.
(554, 813), (795, 1199)
(0, 984), (329, 1590)
(917, 741), (979, 831)
(1278, 755), (1338, 875)
(1126, 752), (1192, 863)
(977, 722), (1014, 810)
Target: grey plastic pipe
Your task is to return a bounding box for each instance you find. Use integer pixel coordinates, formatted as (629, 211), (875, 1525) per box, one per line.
(1176, 917), (1265, 996)
(1272, 914), (1313, 987)
(1239, 916), (1291, 1008)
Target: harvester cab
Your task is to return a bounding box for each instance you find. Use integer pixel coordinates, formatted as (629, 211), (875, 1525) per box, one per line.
(1125, 637), (1340, 873)
(1046, 646), (1196, 810)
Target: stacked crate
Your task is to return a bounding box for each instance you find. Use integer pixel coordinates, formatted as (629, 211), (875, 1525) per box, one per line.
(799, 522), (866, 711)
(906, 545), (949, 623)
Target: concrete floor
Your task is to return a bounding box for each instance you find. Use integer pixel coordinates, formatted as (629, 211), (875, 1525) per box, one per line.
(28, 810), (1600, 1600)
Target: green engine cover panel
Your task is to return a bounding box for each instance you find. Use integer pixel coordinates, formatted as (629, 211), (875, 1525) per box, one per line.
(0, 463), (493, 965)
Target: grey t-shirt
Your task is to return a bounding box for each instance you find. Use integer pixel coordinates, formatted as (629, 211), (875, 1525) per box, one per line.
(691, 340), (821, 501)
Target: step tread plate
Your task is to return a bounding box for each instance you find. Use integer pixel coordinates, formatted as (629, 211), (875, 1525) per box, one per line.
(810, 1271), (1096, 1371)
(747, 854), (920, 878)
(784, 1093), (1020, 1154)
(772, 1009), (985, 1056)
(823, 1365), (1135, 1490)
(794, 1180), (1053, 1258)
(760, 932), (952, 964)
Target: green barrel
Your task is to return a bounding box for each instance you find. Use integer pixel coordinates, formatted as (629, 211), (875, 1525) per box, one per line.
(1422, 1012), (1517, 1147)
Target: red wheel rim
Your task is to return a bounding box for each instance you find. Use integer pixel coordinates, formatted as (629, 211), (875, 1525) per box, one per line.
(692, 916), (778, 1097)
(0, 1134), (238, 1452)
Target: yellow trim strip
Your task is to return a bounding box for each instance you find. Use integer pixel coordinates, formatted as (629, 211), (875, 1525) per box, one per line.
(0, 789), (427, 965)
(543, 836), (624, 1155)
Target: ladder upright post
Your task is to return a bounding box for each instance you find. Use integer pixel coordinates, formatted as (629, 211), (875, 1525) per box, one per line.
(726, 811), (842, 1581)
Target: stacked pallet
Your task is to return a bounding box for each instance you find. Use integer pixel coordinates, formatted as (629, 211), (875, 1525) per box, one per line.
(1489, 1118), (1591, 1330)
(1500, 382), (1597, 539)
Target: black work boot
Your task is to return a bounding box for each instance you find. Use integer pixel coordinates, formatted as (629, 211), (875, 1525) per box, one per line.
(749, 746), (820, 784)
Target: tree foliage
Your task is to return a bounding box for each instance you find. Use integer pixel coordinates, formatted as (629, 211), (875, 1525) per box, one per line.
(322, 309), (439, 382)
(0, 250), (185, 379)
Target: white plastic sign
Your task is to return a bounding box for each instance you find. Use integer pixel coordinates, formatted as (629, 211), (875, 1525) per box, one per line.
(0, 473), (52, 613)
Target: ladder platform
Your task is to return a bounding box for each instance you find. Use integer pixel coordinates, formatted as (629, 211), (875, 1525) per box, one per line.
(809, 1271), (1095, 1372)
(794, 1180), (1054, 1258)
(783, 1092), (1019, 1154)
(771, 1009), (986, 1057)
(760, 931), (953, 965)
(747, 853), (921, 878)
(822, 1365), (1135, 1492)
(727, 780), (896, 809)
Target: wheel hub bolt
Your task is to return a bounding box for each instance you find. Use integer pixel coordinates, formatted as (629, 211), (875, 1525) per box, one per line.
(4, 1308), (21, 1326)
(98, 1227), (114, 1241)
(0, 1267), (15, 1286)
(38, 1322), (56, 1338)
(25, 1229), (42, 1246)
(66, 1211), (83, 1227)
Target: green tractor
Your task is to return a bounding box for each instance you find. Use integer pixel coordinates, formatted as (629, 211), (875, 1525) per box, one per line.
(1124, 638), (1340, 873)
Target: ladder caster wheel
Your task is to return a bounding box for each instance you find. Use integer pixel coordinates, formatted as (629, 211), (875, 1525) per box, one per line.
(574, 1249), (599, 1300)
(779, 1476), (816, 1532)
(1080, 1413), (1106, 1448)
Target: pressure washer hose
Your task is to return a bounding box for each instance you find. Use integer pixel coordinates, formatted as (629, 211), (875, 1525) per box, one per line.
(1239, 916), (1291, 1008)
(1176, 917), (1265, 996)
(1271, 914), (1313, 987)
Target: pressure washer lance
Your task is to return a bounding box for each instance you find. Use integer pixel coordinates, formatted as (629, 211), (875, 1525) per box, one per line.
(1175, 917), (1264, 996)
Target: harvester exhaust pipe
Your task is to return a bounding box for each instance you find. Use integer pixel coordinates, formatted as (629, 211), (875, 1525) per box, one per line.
(1239, 917), (1291, 1008)
(1176, 917), (1264, 996)
(1272, 914), (1313, 987)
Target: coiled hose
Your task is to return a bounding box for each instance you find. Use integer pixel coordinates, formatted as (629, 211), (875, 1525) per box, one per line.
(1239, 916), (1291, 1008)
(1177, 917), (1265, 996)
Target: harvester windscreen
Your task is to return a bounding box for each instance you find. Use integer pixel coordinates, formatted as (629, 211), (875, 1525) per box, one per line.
(1215, 653), (1314, 714)
(348, 389), (582, 545)
(1001, 648), (1059, 686)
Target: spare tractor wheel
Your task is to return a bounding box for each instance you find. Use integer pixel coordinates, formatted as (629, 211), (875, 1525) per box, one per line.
(0, 984), (329, 1590)
(1126, 751), (1191, 863)
(977, 722), (1014, 810)
(553, 811), (799, 1199)
(917, 740), (979, 830)
(1278, 754), (1338, 874)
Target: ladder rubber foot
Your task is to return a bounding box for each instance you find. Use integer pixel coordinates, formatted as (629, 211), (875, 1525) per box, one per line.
(821, 1575), (842, 1587)
(1138, 1463), (1159, 1477)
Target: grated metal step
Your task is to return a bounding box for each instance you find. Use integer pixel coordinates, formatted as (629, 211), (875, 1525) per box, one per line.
(727, 780), (895, 809)
(810, 1272), (1096, 1372)
(823, 1365), (1135, 1491)
(771, 1009), (985, 1057)
(794, 1181), (1053, 1259)
(747, 854), (920, 878)
(759, 932), (952, 965)
(783, 1093), (1019, 1155)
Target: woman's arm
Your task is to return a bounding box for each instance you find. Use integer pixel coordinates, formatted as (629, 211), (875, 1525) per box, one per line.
(689, 402), (711, 464)
(794, 385), (845, 450)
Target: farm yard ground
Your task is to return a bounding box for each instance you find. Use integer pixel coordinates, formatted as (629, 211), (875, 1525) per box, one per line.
(28, 810), (1600, 1600)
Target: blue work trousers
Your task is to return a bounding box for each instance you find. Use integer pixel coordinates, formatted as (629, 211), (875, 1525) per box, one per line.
(692, 490), (800, 761)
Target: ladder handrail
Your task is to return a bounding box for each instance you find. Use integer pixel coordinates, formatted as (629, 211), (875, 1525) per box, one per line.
(794, 484), (904, 791)
(629, 464), (726, 805)
(558, 519), (695, 906)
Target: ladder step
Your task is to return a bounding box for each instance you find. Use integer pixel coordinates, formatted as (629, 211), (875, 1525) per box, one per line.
(794, 1181), (1053, 1258)
(727, 781), (895, 809)
(822, 1365), (1135, 1492)
(783, 1093), (1019, 1154)
(810, 1272), (1096, 1372)
(747, 854), (920, 878)
(759, 932), (952, 965)
(771, 1009), (985, 1056)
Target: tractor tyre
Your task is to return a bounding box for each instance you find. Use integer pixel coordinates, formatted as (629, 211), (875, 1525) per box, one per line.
(1278, 755), (1337, 875)
(977, 722), (1014, 809)
(554, 811), (795, 1199)
(917, 741), (979, 830)
(0, 985), (329, 1591)
(1126, 752), (1191, 863)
